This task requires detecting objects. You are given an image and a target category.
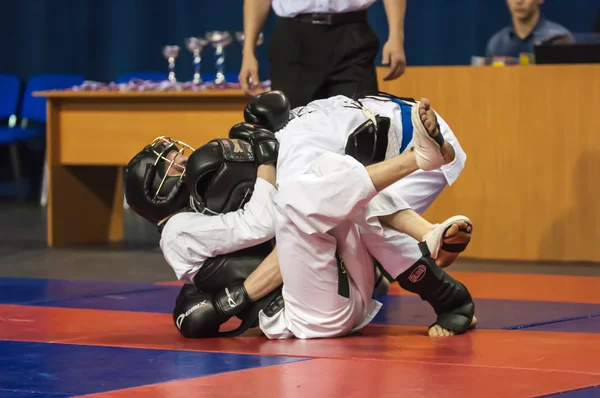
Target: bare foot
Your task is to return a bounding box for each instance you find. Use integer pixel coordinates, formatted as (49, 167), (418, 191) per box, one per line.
(428, 315), (478, 337)
(412, 98), (456, 170)
(418, 98), (455, 164)
(436, 220), (473, 268)
(423, 215), (473, 266)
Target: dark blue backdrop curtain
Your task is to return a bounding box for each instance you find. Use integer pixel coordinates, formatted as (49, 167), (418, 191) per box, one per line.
(0, 0), (597, 198)
(1, 0), (598, 83)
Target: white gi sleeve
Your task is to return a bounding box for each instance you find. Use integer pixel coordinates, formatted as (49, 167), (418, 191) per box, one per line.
(159, 178), (277, 284)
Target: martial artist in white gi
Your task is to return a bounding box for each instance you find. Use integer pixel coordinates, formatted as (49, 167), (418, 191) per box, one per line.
(244, 91), (475, 339)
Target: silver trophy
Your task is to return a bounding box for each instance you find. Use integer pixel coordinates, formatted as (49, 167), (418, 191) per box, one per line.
(206, 31), (233, 85)
(185, 37), (208, 85)
(162, 45), (180, 82)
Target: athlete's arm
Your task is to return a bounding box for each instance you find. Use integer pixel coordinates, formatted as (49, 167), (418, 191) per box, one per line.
(243, 245), (281, 301)
(159, 164), (277, 283)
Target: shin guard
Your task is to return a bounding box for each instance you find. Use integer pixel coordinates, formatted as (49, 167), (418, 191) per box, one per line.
(396, 242), (475, 333)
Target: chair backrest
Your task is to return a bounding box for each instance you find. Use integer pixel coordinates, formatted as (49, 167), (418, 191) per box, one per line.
(114, 71), (168, 83)
(0, 73), (21, 121)
(21, 74), (85, 123)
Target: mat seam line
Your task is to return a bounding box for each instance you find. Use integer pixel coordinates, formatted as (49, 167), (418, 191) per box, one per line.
(0, 387), (69, 397)
(8, 286), (175, 307)
(503, 313), (600, 330)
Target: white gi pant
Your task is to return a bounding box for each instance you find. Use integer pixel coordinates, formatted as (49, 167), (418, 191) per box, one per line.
(255, 96), (466, 339)
(258, 95), (466, 339)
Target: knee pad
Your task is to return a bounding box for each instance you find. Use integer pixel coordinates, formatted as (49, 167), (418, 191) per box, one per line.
(396, 242), (475, 334)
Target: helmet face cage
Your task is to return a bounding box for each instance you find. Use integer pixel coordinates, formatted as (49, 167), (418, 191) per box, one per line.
(148, 136), (195, 200)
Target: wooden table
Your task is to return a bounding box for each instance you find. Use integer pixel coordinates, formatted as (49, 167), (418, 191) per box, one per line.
(375, 64), (600, 263)
(36, 90), (251, 247)
(38, 64), (600, 263)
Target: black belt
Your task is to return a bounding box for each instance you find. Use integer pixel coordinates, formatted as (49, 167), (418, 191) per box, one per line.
(336, 252), (350, 298)
(291, 10), (367, 25)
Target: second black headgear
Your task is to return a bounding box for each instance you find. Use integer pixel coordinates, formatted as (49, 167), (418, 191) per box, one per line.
(185, 138), (258, 215)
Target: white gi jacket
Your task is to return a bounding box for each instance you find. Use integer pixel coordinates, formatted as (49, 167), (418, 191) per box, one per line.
(159, 178), (277, 285)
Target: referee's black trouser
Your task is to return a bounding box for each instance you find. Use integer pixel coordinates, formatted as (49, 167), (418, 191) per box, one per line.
(268, 14), (380, 109)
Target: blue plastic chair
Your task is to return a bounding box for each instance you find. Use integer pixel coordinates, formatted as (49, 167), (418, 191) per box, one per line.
(0, 73), (25, 198)
(17, 74), (84, 201)
(0, 73), (20, 124)
(20, 73), (85, 127)
(114, 71), (169, 83)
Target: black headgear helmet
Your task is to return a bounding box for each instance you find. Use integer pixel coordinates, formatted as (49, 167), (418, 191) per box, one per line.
(124, 137), (194, 227)
(185, 138), (257, 216)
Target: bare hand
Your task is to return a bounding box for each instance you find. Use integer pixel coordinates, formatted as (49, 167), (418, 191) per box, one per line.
(239, 53), (260, 95)
(381, 39), (406, 81)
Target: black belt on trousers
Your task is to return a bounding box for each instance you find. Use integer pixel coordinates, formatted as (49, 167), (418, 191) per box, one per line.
(291, 10), (367, 25)
(336, 252), (350, 298)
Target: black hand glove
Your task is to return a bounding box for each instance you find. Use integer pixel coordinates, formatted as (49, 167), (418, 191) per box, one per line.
(213, 282), (252, 317)
(173, 289), (231, 338)
(249, 130), (278, 166)
(228, 122), (278, 166)
(243, 90), (290, 132)
(228, 122), (257, 142)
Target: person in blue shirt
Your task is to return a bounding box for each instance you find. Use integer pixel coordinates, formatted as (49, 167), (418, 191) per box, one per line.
(485, 0), (573, 58)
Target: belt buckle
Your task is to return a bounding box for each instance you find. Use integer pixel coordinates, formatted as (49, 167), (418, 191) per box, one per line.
(310, 13), (333, 25)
